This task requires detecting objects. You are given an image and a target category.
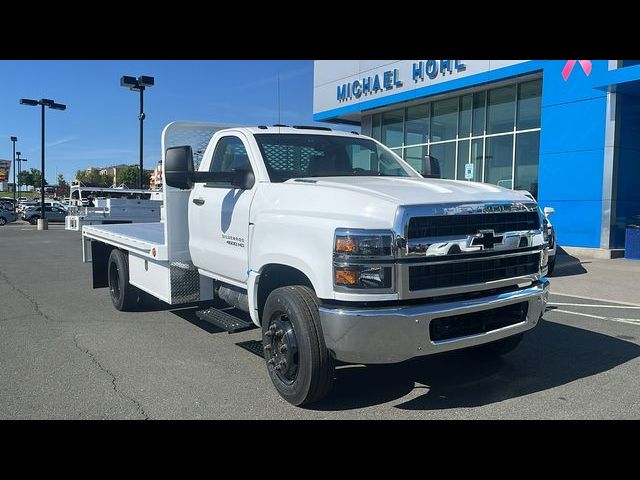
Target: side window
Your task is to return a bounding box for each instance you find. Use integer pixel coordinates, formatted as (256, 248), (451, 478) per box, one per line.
(209, 135), (250, 168)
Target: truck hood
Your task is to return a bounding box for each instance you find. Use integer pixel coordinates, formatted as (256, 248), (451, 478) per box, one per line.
(287, 176), (534, 205)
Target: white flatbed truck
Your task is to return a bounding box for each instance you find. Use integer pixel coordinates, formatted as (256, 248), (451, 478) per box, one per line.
(82, 121), (550, 406)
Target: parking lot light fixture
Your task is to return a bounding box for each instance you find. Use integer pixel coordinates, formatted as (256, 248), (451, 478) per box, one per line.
(120, 75), (154, 189)
(20, 97), (67, 229)
(10, 136), (17, 202)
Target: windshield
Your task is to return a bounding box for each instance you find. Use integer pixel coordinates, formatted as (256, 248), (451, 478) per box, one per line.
(254, 133), (419, 183)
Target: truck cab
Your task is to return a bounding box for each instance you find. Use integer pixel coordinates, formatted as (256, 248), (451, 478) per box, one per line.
(82, 121), (550, 406)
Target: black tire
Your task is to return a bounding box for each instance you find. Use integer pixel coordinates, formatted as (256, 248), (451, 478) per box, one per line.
(107, 249), (139, 311)
(262, 285), (335, 406)
(547, 256), (556, 276)
(0, 217), (6, 226)
(473, 333), (524, 356)
(28, 216), (38, 225)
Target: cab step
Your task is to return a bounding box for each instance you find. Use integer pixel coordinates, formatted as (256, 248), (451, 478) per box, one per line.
(195, 307), (256, 333)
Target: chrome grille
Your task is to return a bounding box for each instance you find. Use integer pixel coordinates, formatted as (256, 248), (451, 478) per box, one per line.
(408, 253), (540, 291)
(393, 202), (545, 299)
(407, 211), (540, 239)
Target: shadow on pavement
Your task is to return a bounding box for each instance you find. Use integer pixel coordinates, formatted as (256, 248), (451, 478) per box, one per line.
(550, 247), (590, 278)
(306, 318), (640, 411)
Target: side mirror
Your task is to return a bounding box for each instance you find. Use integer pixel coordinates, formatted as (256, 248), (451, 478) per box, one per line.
(421, 155), (441, 179)
(231, 168), (256, 190)
(164, 145), (194, 190)
(543, 206), (555, 217)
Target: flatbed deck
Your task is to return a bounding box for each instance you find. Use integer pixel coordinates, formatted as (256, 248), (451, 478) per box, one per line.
(83, 222), (168, 260)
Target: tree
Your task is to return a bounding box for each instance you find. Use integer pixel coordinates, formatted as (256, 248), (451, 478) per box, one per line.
(17, 168), (47, 189)
(18, 170), (34, 189)
(117, 166), (139, 188)
(115, 166), (153, 188)
(57, 173), (66, 185)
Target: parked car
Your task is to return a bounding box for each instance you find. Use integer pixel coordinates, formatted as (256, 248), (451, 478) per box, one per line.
(0, 207), (18, 225)
(22, 205), (68, 225)
(17, 200), (66, 215)
(0, 199), (16, 211)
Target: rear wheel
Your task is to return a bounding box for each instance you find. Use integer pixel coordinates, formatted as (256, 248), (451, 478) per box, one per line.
(262, 285), (335, 406)
(107, 249), (139, 311)
(28, 216), (38, 225)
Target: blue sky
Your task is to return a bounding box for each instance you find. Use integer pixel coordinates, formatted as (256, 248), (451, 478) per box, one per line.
(0, 60), (350, 184)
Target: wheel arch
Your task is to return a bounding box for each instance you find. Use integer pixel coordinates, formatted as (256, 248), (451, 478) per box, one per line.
(254, 263), (315, 325)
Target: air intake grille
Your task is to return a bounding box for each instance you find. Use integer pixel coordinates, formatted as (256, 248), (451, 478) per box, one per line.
(430, 302), (528, 341)
(409, 253), (540, 291)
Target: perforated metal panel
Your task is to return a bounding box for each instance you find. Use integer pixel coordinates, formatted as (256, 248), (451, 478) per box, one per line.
(163, 122), (234, 170)
(261, 144), (325, 176)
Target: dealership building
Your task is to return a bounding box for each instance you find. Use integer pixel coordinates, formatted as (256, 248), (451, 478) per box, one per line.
(313, 60), (640, 257)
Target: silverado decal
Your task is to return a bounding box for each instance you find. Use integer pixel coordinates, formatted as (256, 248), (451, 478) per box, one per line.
(222, 233), (245, 248)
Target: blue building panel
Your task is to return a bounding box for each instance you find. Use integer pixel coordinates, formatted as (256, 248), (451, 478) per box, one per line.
(539, 98), (607, 155)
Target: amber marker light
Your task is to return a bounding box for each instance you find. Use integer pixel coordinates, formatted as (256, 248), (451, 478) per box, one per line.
(335, 237), (358, 253)
(335, 268), (359, 286)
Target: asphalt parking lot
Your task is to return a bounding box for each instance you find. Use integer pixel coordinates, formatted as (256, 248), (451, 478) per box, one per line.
(1, 221), (639, 419)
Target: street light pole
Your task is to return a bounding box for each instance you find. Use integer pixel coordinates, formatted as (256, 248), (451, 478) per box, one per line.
(20, 98), (66, 230)
(120, 75), (154, 190)
(10, 136), (17, 202)
(41, 103), (45, 220)
(16, 153), (27, 196)
(139, 86), (144, 189)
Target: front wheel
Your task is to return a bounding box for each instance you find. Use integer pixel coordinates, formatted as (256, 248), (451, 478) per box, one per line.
(262, 285), (335, 406)
(28, 216), (39, 225)
(0, 217), (6, 226)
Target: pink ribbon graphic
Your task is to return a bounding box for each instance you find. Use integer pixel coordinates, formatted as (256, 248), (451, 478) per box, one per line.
(561, 60), (592, 81)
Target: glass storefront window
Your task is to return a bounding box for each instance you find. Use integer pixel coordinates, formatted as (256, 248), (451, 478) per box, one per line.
(405, 104), (429, 146)
(429, 142), (456, 180)
(404, 145), (428, 173)
(515, 131), (540, 198)
(470, 138), (484, 183)
(459, 95), (472, 138)
(485, 135), (513, 188)
(365, 78), (541, 193)
(517, 80), (542, 130)
(430, 98), (458, 142)
(372, 113), (381, 141)
(487, 85), (516, 134)
(472, 91), (486, 136)
(456, 140), (469, 180)
(457, 139), (483, 182)
(381, 110), (404, 148)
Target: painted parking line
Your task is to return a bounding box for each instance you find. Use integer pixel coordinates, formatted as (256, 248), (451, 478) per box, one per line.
(549, 303), (640, 310)
(548, 308), (640, 326)
(550, 292), (640, 308)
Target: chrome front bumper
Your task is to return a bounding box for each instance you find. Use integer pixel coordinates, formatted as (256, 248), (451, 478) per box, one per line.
(319, 279), (550, 364)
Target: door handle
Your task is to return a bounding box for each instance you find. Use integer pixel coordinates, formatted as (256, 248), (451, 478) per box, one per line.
(192, 198), (205, 206)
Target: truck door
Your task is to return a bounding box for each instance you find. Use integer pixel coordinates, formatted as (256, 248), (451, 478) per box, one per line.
(189, 134), (257, 285)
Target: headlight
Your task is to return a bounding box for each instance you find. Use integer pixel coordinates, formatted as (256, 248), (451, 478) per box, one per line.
(334, 230), (393, 258)
(333, 229), (395, 292)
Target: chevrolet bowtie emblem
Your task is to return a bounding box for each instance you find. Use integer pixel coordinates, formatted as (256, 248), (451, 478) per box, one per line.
(470, 230), (504, 250)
